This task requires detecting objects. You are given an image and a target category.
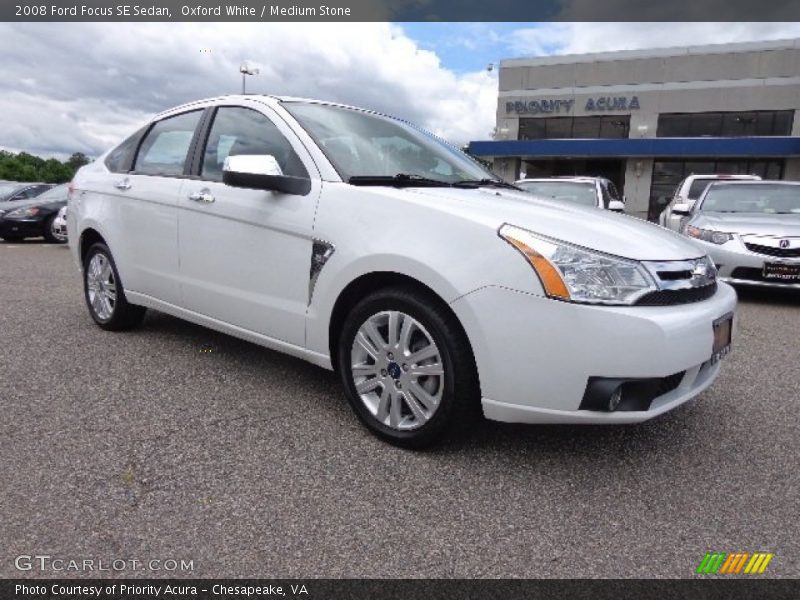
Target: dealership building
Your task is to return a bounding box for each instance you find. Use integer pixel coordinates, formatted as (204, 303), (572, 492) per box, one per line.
(469, 39), (800, 220)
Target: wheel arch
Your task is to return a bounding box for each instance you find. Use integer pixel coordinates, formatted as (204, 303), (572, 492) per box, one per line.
(327, 271), (480, 394)
(79, 227), (107, 264)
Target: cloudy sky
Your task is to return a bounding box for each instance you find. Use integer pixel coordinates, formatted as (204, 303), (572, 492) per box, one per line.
(2, 22), (800, 158)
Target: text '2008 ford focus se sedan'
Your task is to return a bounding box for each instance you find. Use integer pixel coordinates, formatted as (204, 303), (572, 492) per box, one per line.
(68, 95), (736, 447)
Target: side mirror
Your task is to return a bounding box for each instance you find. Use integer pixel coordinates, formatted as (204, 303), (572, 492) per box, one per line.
(608, 200), (625, 212)
(223, 154), (310, 196)
(672, 203), (691, 216)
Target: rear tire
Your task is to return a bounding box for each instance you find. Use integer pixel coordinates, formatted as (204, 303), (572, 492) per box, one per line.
(337, 286), (480, 448)
(83, 242), (146, 331)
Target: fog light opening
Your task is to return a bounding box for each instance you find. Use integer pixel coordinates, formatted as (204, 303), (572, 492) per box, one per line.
(608, 387), (623, 412)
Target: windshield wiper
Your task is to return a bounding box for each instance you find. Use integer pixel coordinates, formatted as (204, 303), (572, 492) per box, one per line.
(451, 178), (521, 191)
(348, 174), (452, 187)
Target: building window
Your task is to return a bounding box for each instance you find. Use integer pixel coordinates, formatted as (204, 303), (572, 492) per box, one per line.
(519, 116), (630, 139)
(648, 158), (785, 221)
(657, 111), (794, 137)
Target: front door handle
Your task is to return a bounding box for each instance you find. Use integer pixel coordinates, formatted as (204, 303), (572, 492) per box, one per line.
(188, 189), (215, 203)
(114, 178), (131, 191)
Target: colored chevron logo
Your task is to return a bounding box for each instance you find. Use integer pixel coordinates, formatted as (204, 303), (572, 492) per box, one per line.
(696, 552), (774, 574)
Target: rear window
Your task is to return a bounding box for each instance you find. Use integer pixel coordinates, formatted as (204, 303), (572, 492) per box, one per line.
(517, 181), (598, 207)
(105, 126), (147, 174)
(134, 111), (203, 177)
(687, 179), (715, 200)
(34, 184), (68, 200)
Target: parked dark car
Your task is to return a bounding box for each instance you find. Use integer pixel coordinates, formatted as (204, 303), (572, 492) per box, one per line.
(0, 182), (54, 202)
(0, 183), (68, 243)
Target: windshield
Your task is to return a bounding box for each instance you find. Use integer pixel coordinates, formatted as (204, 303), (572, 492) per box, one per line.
(517, 181), (598, 207)
(699, 184), (800, 214)
(283, 102), (495, 184)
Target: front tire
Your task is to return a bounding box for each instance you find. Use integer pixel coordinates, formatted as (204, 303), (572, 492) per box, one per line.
(337, 286), (479, 448)
(43, 214), (67, 243)
(83, 242), (146, 331)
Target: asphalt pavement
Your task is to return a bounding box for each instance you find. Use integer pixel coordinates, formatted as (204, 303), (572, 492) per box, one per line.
(1, 241), (798, 578)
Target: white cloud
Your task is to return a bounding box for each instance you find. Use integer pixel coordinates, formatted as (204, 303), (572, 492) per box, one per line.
(0, 23), (499, 157)
(508, 22), (800, 58)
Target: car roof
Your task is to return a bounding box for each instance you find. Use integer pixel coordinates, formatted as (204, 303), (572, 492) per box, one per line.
(155, 94), (375, 120)
(706, 179), (799, 187)
(514, 177), (603, 184)
(683, 174), (761, 182)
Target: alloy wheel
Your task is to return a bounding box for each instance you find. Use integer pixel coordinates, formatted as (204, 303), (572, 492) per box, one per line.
(350, 310), (444, 431)
(86, 253), (117, 320)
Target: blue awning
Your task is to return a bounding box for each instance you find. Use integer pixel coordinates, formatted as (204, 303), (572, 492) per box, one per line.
(468, 137), (800, 158)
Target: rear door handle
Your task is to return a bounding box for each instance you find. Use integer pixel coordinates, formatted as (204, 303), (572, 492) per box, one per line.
(188, 189), (215, 203)
(114, 178), (131, 190)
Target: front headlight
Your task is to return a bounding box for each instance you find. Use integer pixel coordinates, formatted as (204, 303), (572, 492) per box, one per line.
(5, 206), (40, 219)
(685, 225), (733, 245)
(499, 224), (657, 305)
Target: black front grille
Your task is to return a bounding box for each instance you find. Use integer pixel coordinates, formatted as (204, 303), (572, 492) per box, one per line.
(653, 371), (685, 398)
(745, 243), (800, 258)
(730, 267), (800, 284)
(636, 283), (717, 306)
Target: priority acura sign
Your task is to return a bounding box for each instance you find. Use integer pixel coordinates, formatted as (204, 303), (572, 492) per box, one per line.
(505, 96), (640, 114)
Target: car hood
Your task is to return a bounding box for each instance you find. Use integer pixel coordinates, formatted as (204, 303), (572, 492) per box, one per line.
(374, 185), (704, 261)
(690, 212), (800, 237)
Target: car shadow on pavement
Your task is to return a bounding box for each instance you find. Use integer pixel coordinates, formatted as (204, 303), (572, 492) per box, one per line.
(137, 310), (708, 463)
(733, 285), (800, 306)
(1, 237), (54, 244)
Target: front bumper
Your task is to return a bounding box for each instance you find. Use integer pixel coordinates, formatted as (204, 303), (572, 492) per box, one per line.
(450, 281), (737, 424)
(0, 218), (45, 238)
(692, 238), (800, 290)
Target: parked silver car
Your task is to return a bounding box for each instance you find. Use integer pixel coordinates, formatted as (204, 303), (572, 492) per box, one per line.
(677, 181), (800, 289)
(658, 174), (761, 231)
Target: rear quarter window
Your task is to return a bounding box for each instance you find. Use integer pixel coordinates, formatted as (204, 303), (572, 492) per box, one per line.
(105, 126), (148, 174)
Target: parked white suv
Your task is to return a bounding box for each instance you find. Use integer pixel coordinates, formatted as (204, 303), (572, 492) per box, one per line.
(659, 174), (761, 231)
(69, 95), (736, 447)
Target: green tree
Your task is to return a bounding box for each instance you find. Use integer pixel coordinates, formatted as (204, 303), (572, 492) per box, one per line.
(0, 150), (92, 183)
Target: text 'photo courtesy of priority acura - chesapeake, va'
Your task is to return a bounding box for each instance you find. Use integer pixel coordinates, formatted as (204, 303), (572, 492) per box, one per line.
(68, 95), (736, 448)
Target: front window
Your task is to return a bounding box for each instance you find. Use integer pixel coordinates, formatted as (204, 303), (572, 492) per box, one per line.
(517, 181), (598, 207)
(699, 184), (800, 214)
(201, 107), (307, 182)
(283, 102), (494, 184)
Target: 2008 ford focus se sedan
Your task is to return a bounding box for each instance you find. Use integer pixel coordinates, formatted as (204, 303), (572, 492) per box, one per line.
(68, 95), (737, 447)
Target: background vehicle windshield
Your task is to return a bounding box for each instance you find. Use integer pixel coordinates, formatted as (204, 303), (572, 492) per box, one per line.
(517, 181), (597, 207)
(699, 184), (800, 214)
(284, 102), (495, 183)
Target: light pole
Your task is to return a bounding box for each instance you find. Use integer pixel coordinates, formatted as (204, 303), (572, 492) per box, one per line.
(239, 62), (260, 94)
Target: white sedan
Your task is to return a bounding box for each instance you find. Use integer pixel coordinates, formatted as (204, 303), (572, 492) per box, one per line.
(68, 95), (736, 447)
